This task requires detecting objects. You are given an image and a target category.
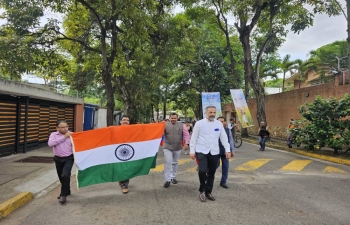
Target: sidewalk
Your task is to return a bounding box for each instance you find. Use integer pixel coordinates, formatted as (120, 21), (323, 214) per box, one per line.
(0, 146), (75, 219)
(242, 134), (350, 166)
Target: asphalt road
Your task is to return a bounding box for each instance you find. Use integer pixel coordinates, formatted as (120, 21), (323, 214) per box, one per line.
(2, 142), (350, 225)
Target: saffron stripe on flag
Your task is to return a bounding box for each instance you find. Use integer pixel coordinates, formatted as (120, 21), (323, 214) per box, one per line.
(72, 123), (165, 152)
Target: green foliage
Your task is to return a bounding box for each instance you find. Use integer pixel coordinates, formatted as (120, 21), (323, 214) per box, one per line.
(295, 95), (350, 154)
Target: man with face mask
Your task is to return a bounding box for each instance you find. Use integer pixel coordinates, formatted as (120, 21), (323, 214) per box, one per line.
(190, 106), (231, 202)
(163, 113), (190, 188)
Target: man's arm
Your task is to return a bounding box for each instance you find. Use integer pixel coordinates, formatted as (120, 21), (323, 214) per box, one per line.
(48, 133), (66, 147)
(228, 130), (235, 152)
(219, 124), (230, 153)
(182, 124), (190, 144)
(189, 122), (200, 155)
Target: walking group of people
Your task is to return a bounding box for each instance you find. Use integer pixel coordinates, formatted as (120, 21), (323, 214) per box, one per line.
(48, 105), (235, 204)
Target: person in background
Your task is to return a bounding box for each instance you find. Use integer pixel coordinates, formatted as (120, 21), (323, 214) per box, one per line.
(258, 121), (270, 151)
(184, 121), (193, 155)
(216, 117), (235, 189)
(287, 119), (295, 148)
(48, 120), (74, 204)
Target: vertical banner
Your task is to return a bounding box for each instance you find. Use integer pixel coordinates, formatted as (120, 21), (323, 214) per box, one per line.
(230, 89), (254, 128)
(201, 92), (222, 118)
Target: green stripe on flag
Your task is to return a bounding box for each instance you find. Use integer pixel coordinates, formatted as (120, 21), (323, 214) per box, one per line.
(77, 155), (157, 188)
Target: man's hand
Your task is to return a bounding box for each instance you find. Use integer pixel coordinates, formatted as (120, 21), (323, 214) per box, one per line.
(225, 152), (231, 159)
(183, 144), (189, 150)
(190, 153), (195, 160)
(231, 152), (235, 158)
(64, 132), (71, 138)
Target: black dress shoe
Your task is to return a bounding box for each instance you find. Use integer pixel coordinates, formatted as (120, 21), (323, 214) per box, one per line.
(206, 193), (215, 201)
(57, 191), (71, 199)
(171, 179), (178, 184)
(220, 183), (229, 189)
(164, 181), (170, 188)
(59, 196), (66, 204)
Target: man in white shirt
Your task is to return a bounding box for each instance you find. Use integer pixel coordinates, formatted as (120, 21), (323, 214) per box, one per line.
(190, 106), (231, 202)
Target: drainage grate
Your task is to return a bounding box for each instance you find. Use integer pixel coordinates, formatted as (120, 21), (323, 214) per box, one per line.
(15, 156), (54, 163)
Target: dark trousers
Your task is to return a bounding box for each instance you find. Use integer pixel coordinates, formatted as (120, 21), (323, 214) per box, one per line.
(217, 154), (229, 185)
(196, 152), (219, 194)
(259, 137), (268, 150)
(54, 154), (74, 197)
(120, 180), (129, 188)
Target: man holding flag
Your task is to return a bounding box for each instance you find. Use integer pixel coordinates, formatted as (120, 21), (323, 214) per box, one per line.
(118, 115), (131, 194)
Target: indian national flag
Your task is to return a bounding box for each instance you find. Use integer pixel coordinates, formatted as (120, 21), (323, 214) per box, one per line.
(71, 123), (165, 188)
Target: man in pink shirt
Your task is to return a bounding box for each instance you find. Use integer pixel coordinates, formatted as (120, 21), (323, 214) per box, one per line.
(48, 120), (74, 204)
(163, 113), (190, 188)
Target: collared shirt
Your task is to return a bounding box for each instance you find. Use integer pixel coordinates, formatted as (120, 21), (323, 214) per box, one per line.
(190, 118), (230, 155)
(228, 130), (235, 152)
(48, 131), (73, 157)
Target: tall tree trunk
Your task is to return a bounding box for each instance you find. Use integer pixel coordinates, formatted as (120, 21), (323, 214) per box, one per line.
(240, 33), (267, 125)
(282, 71), (286, 92)
(102, 66), (115, 126)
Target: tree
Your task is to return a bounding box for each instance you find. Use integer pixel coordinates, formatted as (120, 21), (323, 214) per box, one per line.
(279, 54), (295, 92)
(0, 0), (173, 125)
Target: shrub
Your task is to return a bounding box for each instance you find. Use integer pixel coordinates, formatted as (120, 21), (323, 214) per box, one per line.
(295, 95), (350, 155)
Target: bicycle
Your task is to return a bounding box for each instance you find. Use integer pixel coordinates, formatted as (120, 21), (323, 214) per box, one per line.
(233, 132), (242, 148)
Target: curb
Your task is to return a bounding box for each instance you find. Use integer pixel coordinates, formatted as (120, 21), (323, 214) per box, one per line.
(0, 192), (34, 219)
(242, 138), (350, 166)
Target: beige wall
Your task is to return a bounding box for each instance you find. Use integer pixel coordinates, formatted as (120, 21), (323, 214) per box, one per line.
(224, 82), (350, 139)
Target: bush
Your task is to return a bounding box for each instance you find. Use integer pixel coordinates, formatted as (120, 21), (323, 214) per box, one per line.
(294, 95), (350, 155)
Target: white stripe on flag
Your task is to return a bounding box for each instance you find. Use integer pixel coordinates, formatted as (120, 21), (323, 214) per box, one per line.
(75, 138), (161, 170)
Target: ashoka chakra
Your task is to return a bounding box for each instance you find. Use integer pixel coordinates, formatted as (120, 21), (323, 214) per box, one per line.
(115, 144), (135, 161)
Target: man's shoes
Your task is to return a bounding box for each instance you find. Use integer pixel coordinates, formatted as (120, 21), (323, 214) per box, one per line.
(164, 181), (170, 188)
(199, 192), (206, 202)
(206, 193), (215, 201)
(59, 196), (66, 204)
(220, 183), (229, 189)
(288, 145), (292, 148)
(57, 191), (71, 199)
(122, 186), (129, 194)
(171, 179), (177, 184)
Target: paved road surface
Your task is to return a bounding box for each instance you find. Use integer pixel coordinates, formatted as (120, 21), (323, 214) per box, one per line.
(2, 142), (350, 225)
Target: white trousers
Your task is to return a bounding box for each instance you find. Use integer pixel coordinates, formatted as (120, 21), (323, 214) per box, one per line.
(163, 149), (181, 182)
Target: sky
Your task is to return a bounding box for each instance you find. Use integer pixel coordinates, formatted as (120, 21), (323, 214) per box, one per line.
(4, 1), (349, 83)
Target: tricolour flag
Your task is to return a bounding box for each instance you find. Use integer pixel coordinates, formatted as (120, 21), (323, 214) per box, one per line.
(71, 123), (165, 188)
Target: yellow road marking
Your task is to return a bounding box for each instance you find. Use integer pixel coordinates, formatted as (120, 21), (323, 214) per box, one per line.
(323, 166), (347, 174)
(280, 160), (312, 172)
(235, 159), (272, 171)
(151, 158), (192, 172)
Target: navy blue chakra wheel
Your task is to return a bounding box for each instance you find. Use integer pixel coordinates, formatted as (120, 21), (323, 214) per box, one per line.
(115, 144), (135, 161)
